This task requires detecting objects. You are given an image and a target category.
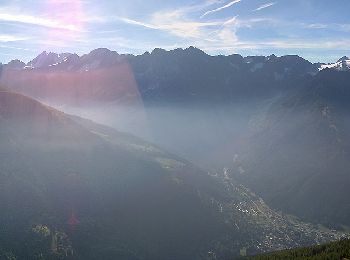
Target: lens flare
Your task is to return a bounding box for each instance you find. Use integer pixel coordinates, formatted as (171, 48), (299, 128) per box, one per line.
(43, 0), (86, 49)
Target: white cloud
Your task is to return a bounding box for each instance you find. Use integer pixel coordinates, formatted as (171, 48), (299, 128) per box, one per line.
(0, 35), (28, 42)
(304, 23), (350, 32)
(2, 0), (348, 60)
(253, 2), (276, 11)
(75, 0), (243, 50)
(0, 45), (30, 51)
(201, 0), (241, 18)
(223, 16), (238, 26)
(118, 11), (223, 39)
(307, 23), (328, 29)
(114, 10), (241, 54)
(199, 39), (350, 54)
(0, 11), (82, 31)
(117, 17), (158, 30)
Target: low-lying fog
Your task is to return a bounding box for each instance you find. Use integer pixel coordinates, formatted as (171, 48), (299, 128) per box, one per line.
(42, 101), (259, 170)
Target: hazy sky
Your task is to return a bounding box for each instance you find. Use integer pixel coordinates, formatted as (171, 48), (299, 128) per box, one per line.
(0, 0), (349, 63)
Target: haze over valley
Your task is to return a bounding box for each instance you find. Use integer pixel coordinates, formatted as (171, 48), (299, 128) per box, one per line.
(0, 0), (350, 259)
(0, 48), (349, 259)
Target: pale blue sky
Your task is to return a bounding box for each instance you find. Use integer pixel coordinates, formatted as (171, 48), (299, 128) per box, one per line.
(0, 0), (349, 63)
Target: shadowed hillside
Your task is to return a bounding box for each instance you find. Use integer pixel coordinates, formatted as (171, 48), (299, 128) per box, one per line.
(250, 239), (350, 259)
(0, 89), (346, 259)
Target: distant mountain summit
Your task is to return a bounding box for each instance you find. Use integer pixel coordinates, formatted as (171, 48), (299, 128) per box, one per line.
(319, 56), (350, 71)
(1, 47), (350, 231)
(4, 47), (319, 75)
(6, 59), (25, 70)
(338, 56), (350, 62)
(0, 47), (321, 106)
(4, 48), (348, 75)
(26, 51), (74, 69)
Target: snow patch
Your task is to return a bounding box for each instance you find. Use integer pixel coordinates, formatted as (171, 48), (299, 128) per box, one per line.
(319, 57), (350, 71)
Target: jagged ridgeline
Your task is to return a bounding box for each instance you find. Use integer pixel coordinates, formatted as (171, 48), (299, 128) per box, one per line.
(1, 48), (350, 230)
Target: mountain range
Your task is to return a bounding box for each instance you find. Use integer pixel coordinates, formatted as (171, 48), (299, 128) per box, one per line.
(0, 47), (350, 258)
(3, 48), (348, 108)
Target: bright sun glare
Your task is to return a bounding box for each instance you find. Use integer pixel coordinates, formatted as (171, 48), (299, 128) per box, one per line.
(43, 0), (86, 49)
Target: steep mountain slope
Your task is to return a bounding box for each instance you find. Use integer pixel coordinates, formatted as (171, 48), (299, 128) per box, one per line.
(128, 48), (318, 103)
(0, 90), (345, 260)
(0, 48), (319, 168)
(233, 70), (350, 227)
(0, 89), (228, 259)
(1, 48), (350, 229)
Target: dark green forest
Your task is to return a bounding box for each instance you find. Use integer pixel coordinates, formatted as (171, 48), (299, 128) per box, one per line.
(250, 239), (350, 260)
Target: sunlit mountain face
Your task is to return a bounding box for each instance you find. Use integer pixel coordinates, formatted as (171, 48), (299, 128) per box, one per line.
(0, 0), (350, 259)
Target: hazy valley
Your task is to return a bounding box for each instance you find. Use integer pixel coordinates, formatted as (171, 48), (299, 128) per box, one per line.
(0, 48), (349, 259)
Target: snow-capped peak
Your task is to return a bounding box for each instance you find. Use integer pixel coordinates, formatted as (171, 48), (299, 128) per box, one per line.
(26, 51), (74, 69)
(337, 56), (350, 63)
(319, 56), (350, 71)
